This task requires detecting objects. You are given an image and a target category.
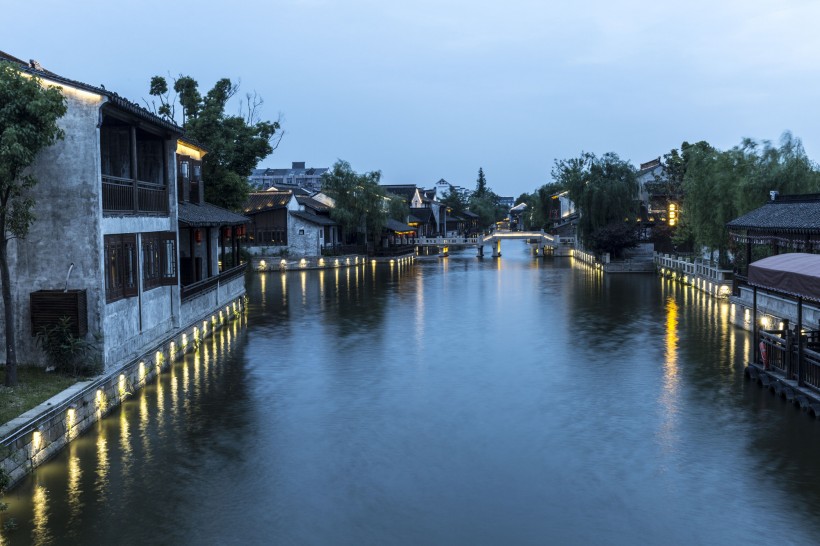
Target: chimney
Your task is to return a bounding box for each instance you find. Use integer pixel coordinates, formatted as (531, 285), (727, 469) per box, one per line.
(292, 161), (306, 169)
(769, 190), (779, 201)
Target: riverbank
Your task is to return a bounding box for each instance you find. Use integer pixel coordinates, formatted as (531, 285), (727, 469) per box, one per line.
(0, 295), (246, 490)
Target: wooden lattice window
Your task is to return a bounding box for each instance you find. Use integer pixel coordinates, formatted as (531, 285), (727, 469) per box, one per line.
(142, 232), (178, 290)
(105, 234), (138, 303)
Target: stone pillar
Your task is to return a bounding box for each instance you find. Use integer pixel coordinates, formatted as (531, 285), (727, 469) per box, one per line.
(492, 240), (501, 258)
(477, 245), (484, 257)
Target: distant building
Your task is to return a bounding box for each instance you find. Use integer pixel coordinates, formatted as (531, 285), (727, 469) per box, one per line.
(250, 162), (329, 191)
(498, 196), (515, 209)
(434, 178), (471, 201)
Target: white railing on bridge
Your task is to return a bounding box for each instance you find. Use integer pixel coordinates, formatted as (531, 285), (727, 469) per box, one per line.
(482, 230), (557, 245)
(416, 236), (480, 246)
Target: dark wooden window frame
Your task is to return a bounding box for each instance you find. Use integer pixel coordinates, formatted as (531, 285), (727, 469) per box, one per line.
(105, 234), (138, 303)
(142, 231), (178, 291)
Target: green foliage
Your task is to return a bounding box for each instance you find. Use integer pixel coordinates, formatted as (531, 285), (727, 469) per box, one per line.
(0, 61), (67, 387)
(36, 318), (102, 377)
(386, 194), (410, 222)
(588, 221), (639, 258)
(552, 152), (638, 248)
(475, 167), (488, 198)
(148, 74), (280, 210)
(0, 465), (7, 510)
(440, 186), (469, 214)
(322, 160), (386, 245)
(465, 167), (506, 230)
(676, 132), (820, 265)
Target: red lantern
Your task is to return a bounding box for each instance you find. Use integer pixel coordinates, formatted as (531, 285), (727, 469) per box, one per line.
(225, 227), (232, 238)
(194, 229), (202, 243)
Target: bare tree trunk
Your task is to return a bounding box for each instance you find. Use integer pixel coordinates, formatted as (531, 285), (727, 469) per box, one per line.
(1, 236), (17, 387)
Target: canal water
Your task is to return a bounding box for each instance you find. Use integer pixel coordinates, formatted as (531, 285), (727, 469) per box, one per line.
(2, 247), (820, 545)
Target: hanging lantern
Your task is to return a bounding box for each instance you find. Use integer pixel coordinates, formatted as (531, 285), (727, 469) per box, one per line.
(225, 227), (232, 238)
(194, 229), (202, 243)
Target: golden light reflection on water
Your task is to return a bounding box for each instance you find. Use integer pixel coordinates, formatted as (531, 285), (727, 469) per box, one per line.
(193, 349), (201, 398)
(170, 366), (179, 417)
(31, 483), (51, 545)
(260, 273), (267, 306)
(182, 361), (192, 415)
(155, 372), (166, 430)
(95, 425), (109, 499)
(665, 296), (679, 383)
(319, 269), (325, 298)
(120, 403), (132, 467)
(300, 271), (307, 304)
(139, 390), (151, 454)
(657, 295), (680, 455)
(66, 441), (82, 525)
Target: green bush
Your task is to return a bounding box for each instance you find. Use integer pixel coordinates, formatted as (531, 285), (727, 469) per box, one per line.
(36, 317), (102, 377)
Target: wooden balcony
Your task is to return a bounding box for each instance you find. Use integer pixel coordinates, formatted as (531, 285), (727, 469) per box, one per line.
(103, 175), (168, 215)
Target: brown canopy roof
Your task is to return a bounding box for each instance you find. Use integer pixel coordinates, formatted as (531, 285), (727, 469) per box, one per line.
(748, 253), (820, 302)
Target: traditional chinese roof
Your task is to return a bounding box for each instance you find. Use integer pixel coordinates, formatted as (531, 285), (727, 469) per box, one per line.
(727, 195), (820, 234)
(178, 202), (248, 227)
(244, 191), (292, 214)
(296, 195), (331, 213)
(0, 50), (182, 136)
(290, 210), (337, 226)
(385, 219), (415, 233)
(381, 185), (419, 202)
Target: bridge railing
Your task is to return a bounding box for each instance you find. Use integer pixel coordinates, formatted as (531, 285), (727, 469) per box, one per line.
(416, 236), (480, 246)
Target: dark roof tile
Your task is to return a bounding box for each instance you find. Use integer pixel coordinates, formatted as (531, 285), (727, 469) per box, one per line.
(178, 202), (248, 227)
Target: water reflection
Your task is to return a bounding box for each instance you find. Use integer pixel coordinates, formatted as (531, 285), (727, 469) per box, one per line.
(30, 485), (49, 546)
(6, 253), (820, 545)
(65, 443), (81, 526)
(94, 425), (109, 502)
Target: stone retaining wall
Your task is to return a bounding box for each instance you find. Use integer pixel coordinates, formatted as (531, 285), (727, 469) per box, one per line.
(0, 295), (246, 489)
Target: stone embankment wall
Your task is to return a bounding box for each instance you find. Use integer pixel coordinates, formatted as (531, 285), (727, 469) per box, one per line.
(0, 296), (245, 489)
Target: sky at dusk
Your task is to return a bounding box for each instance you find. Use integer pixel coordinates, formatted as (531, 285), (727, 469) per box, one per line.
(3, 0), (820, 198)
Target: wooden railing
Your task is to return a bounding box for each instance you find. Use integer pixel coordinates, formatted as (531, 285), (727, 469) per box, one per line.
(103, 175), (168, 215)
(801, 347), (820, 392)
(760, 330), (789, 376)
(181, 263), (246, 302)
(759, 329), (820, 393)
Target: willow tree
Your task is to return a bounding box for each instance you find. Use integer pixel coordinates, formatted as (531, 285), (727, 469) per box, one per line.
(0, 62), (67, 386)
(679, 133), (820, 265)
(553, 152), (638, 251)
(322, 160), (386, 245)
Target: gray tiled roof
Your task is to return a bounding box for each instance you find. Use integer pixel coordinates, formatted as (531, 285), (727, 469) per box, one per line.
(385, 219), (415, 232)
(244, 191), (292, 214)
(296, 195), (331, 212)
(727, 198), (820, 233)
(290, 210), (337, 226)
(178, 202), (248, 227)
